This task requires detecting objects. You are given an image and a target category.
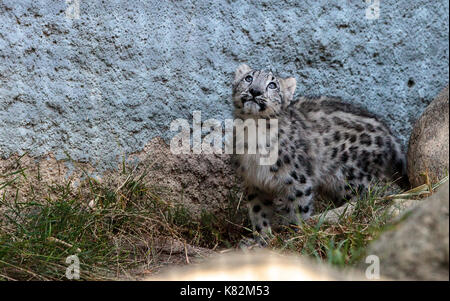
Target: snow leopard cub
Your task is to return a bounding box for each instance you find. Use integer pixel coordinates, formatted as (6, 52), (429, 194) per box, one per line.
(232, 64), (409, 245)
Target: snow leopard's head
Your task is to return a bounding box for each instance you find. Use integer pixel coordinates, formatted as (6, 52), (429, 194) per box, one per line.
(232, 64), (296, 118)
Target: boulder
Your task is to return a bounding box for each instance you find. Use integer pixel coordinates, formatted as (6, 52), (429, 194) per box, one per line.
(407, 85), (449, 187)
(363, 181), (449, 280)
(0, 137), (239, 218)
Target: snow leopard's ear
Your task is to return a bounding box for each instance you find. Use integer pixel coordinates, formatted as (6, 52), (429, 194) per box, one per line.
(280, 77), (297, 104)
(234, 64), (252, 83)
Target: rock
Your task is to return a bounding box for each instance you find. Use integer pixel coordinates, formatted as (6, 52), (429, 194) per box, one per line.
(312, 201), (356, 224)
(315, 192), (428, 225)
(148, 249), (367, 281)
(0, 137), (239, 218)
(130, 137), (239, 216)
(384, 198), (423, 219)
(407, 85), (449, 187)
(0, 1), (448, 171)
(363, 181), (449, 280)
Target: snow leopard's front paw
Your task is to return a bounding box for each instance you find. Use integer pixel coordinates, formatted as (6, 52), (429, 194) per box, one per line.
(238, 235), (269, 249)
(238, 237), (261, 250)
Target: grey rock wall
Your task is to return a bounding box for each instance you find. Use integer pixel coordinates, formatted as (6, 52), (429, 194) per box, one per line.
(0, 0), (448, 170)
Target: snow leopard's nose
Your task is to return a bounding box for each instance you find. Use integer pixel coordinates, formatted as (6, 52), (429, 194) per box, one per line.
(249, 88), (263, 98)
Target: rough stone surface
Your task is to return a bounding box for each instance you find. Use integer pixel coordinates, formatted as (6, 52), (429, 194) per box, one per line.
(407, 85), (449, 187)
(0, 0), (449, 171)
(0, 137), (239, 217)
(364, 181), (449, 281)
(130, 137), (239, 215)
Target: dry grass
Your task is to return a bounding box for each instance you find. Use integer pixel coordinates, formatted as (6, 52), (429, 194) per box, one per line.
(0, 155), (447, 280)
(0, 157), (247, 280)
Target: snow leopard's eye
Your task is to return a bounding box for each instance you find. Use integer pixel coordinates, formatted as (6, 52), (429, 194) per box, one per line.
(268, 82), (277, 89)
(244, 75), (253, 83)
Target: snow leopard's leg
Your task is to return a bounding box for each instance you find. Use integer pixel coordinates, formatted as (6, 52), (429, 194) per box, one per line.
(246, 188), (275, 246)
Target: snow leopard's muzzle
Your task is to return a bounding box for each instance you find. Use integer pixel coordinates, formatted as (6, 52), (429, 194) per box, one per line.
(240, 90), (267, 112)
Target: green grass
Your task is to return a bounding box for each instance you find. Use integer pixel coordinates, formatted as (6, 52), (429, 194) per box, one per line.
(1, 155), (443, 280)
(266, 176), (448, 268)
(264, 184), (396, 267)
(0, 159), (248, 280)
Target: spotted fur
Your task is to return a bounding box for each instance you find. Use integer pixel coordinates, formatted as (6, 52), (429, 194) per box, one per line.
(232, 64), (409, 245)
